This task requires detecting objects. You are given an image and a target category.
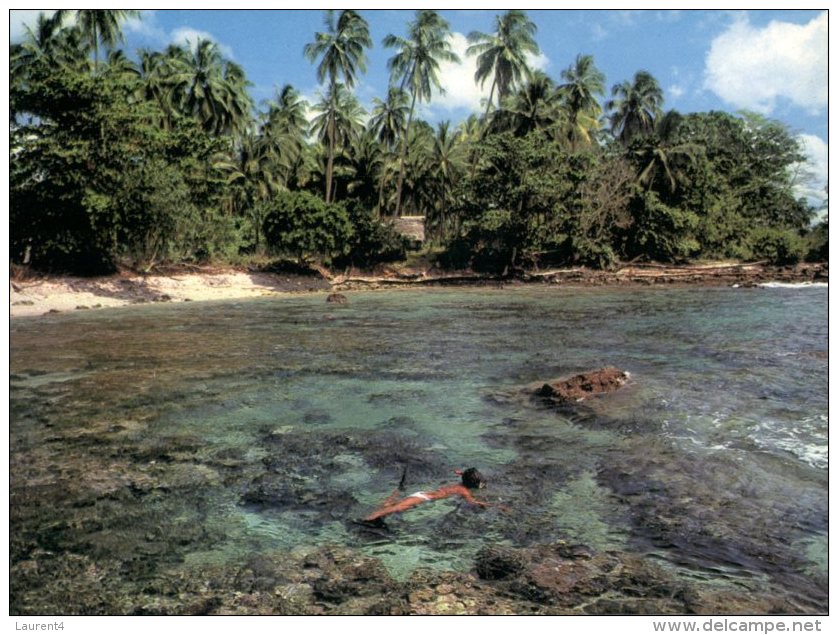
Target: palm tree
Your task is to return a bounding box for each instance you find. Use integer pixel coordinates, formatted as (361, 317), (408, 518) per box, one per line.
(501, 71), (563, 138)
(212, 130), (285, 250)
(400, 121), (436, 216)
(11, 13), (90, 78)
(457, 113), (486, 183)
(427, 121), (465, 242)
(165, 39), (253, 137)
(458, 114), (483, 146)
(310, 82), (366, 150)
(369, 86), (409, 213)
(220, 60), (254, 138)
(138, 49), (175, 127)
(369, 86), (409, 151)
(606, 70), (664, 144)
(557, 54), (605, 151)
(104, 49), (140, 81)
(384, 9), (459, 216)
(345, 128), (385, 208)
(261, 84), (309, 187)
(466, 10), (540, 119)
(165, 40), (224, 131)
(12, 12), (65, 69)
(11, 15), (90, 126)
(52, 9), (140, 72)
(635, 110), (700, 194)
(264, 85), (309, 144)
(304, 10), (372, 203)
(310, 83), (366, 201)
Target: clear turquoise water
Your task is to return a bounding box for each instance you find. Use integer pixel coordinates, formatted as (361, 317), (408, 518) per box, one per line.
(10, 285), (828, 597)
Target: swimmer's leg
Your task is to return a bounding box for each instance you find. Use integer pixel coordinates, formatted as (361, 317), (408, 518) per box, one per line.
(378, 466), (409, 508)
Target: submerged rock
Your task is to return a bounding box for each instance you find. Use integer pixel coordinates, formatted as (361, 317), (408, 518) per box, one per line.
(11, 527), (821, 615)
(468, 540), (815, 615)
(533, 367), (629, 405)
(326, 293), (348, 304)
(475, 544), (527, 580)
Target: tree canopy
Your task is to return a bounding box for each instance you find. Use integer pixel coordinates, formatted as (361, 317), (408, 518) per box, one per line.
(10, 9), (824, 275)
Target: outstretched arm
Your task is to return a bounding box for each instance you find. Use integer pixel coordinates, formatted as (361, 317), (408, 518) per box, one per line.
(459, 489), (511, 512)
(459, 489), (491, 507)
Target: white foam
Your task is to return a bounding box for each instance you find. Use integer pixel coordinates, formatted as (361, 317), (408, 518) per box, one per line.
(668, 411), (828, 470)
(757, 281), (828, 289)
(750, 416), (828, 470)
(769, 438), (829, 470)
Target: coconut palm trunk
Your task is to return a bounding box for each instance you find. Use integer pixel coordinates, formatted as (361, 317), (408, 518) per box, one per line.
(376, 167), (388, 216)
(466, 78), (497, 180)
(394, 90), (418, 217)
(325, 90), (337, 203)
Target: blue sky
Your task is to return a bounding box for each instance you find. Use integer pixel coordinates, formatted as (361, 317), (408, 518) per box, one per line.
(9, 7), (829, 203)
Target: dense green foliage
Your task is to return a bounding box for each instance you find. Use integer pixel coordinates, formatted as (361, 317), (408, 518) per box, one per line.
(337, 199), (408, 268)
(10, 10), (825, 275)
(261, 191), (352, 265)
(11, 53), (247, 272)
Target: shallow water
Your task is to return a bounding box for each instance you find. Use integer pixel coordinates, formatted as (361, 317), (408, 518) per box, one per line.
(10, 285), (828, 612)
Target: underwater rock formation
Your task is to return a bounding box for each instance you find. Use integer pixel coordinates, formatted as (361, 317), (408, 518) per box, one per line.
(11, 534), (821, 615)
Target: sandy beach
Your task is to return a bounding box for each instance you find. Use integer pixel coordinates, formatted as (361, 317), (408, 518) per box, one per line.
(9, 269), (332, 318)
(9, 261), (827, 318)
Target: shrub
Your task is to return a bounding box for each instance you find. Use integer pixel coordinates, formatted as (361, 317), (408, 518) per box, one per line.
(621, 191), (700, 262)
(804, 220), (828, 262)
(572, 236), (617, 269)
(262, 191), (353, 265)
(336, 199), (407, 267)
(747, 227), (806, 265)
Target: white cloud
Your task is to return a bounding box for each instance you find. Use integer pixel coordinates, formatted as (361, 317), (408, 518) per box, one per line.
(794, 134), (828, 207)
(430, 32), (491, 113)
(430, 31), (549, 116)
(528, 50), (549, 74)
(10, 9), (59, 42)
(122, 10), (164, 42)
(117, 12), (238, 61)
(799, 134), (828, 181)
(703, 11), (827, 115)
(667, 84), (685, 100)
(171, 27), (234, 59)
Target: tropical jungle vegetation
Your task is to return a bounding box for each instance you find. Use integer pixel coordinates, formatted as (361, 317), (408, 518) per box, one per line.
(10, 9), (827, 275)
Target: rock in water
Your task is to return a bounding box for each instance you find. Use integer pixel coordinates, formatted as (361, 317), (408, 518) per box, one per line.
(326, 293), (348, 304)
(535, 367), (629, 404)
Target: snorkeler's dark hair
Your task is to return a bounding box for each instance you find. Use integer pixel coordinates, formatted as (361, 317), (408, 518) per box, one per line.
(461, 467), (486, 489)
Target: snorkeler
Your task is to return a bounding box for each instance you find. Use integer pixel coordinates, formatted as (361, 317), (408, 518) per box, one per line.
(360, 467), (502, 526)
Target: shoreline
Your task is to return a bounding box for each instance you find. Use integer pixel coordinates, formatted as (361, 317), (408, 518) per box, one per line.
(9, 261), (828, 318)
